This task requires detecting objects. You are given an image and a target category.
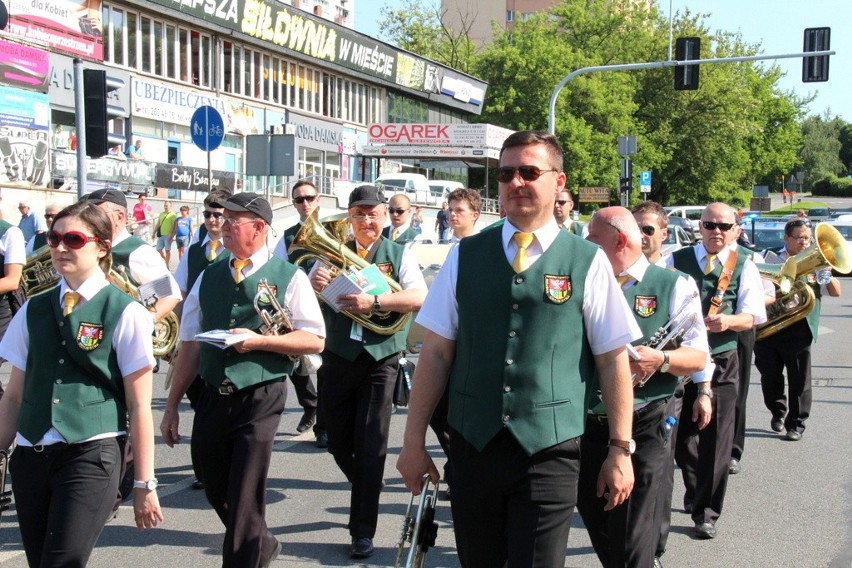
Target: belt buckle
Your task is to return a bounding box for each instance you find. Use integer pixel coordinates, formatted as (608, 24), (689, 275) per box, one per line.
(33, 445), (45, 453)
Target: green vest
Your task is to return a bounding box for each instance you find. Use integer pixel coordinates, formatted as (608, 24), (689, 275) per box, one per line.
(672, 247), (747, 354)
(385, 226), (417, 244)
(450, 229), (597, 455)
(284, 223), (315, 271)
(323, 238), (409, 362)
(111, 235), (147, 285)
(186, 239), (227, 292)
(21, 286), (132, 444)
(198, 257), (297, 388)
(31, 232), (48, 251)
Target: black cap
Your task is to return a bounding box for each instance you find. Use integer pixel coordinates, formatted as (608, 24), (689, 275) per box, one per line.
(85, 188), (127, 209)
(348, 185), (385, 208)
(222, 192), (273, 224)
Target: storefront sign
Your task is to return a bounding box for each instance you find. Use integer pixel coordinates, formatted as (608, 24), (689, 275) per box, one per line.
(0, 40), (50, 91)
(154, 164), (237, 192)
(360, 145), (500, 160)
(579, 186), (611, 203)
(287, 111), (343, 153)
(368, 123), (512, 148)
(5, 0), (103, 60)
(49, 54), (130, 110)
(52, 151), (155, 185)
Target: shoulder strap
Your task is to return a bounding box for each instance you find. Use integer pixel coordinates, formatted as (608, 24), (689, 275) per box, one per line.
(707, 249), (739, 316)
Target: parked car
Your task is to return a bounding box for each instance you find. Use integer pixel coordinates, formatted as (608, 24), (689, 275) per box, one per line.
(661, 224), (695, 256)
(375, 173), (430, 203)
(665, 214), (697, 243)
(744, 217), (788, 252)
(427, 180), (464, 204)
(665, 205), (704, 239)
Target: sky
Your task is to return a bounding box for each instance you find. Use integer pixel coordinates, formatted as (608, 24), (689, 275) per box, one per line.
(353, 0), (850, 121)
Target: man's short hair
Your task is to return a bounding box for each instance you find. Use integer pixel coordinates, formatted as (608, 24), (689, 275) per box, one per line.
(631, 200), (668, 228)
(447, 188), (481, 212)
(292, 180), (318, 194)
(204, 187), (232, 208)
(500, 130), (564, 172)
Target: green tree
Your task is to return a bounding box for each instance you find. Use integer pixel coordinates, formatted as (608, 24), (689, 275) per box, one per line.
(838, 120), (852, 175)
(798, 114), (844, 191)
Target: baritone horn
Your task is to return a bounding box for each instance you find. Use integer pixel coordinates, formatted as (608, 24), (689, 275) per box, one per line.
(395, 475), (440, 568)
(755, 222), (851, 340)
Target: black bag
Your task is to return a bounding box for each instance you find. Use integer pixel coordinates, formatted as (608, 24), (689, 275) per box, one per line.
(394, 355), (415, 407)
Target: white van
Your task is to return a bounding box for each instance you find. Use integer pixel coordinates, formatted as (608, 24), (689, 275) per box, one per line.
(665, 205), (705, 238)
(375, 173), (430, 203)
(428, 180), (464, 204)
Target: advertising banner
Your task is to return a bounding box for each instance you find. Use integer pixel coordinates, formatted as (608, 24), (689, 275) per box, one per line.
(0, 40), (50, 92)
(0, 86), (50, 186)
(578, 186), (611, 203)
(154, 164), (237, 192)
(5, 0), (103, 60)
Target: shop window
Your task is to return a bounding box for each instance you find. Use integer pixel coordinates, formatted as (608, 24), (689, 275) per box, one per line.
(141, 17), (152, 73)
(166, 25), (177, 79)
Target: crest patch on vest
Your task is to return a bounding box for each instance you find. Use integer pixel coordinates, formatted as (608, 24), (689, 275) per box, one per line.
(544, 274), (571, 304)
(76, 322), (104, 351)
(375, 262), (394, 276)
(634, 295), (657, 318)
(255, 283), (278, 304)
(805, 273), (817, 284)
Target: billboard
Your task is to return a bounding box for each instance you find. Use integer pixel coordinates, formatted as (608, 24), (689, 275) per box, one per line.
(5, 0), (104, 60)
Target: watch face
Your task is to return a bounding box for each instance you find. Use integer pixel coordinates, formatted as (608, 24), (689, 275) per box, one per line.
(628, 439), (637, 454)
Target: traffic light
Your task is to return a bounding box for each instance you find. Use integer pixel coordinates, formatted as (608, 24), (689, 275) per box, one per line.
(0, 1), (8, 30)
(83, 69), (127, 158)
(674, 37), (701, 91)
(802, 27), (830, 83)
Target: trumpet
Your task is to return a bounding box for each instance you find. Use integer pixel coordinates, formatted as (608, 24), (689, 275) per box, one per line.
(633, 291), (698, 388)
(395, 475), (440, 568)
(253, 279), (322, 374)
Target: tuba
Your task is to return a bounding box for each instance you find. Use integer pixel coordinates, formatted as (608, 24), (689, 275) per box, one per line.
(395, 475), (440, 568)
(22, 246), (179, 357)
(288, 210), (411, 336)
(755, 222), (851, 340)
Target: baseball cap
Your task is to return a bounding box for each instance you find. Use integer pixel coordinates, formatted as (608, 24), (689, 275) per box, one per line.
(348, 185), (385, 208)
(85, 189), (127, 209)
(222, 192), (273, 224)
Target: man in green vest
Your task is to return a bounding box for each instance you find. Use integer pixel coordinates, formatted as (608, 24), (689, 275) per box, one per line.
(309, 185), (426, 559)
(382, 193), (418, 244)
(555, 188), (584, 235)
(161, 192), (325, 567)
(398, 130), (640, 567)
(669, 202), (767, 540)
(580, 206), (708, 568)
(754, 218), (841, 442)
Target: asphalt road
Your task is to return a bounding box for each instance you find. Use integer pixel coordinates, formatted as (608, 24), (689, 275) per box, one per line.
(1, 284), (850, 567)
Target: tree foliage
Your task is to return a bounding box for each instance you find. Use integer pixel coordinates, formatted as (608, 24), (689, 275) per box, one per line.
(798, 114), (845, 190)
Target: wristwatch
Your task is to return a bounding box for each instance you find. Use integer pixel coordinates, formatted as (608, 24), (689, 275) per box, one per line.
(373, 295), (382, 312)
(659, 351), (671, 373)
(133, 478), (158, 491)
(697, 387), (714, 399)
(607, 439), (636, 456)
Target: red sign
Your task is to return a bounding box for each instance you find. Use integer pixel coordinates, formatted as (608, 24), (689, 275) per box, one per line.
(368, 123), (450, 144)
(6, 0), (104, 60)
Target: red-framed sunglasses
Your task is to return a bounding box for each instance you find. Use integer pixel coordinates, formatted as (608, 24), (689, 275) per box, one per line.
(47, 230), (102, 249)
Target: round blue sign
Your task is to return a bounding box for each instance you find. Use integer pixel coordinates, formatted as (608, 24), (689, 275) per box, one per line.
(190, 105), (225, 152)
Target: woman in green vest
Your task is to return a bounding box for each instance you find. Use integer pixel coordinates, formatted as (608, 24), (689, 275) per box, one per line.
(0, 201), (163, 567)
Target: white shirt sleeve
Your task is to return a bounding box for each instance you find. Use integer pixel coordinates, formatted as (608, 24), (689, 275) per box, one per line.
(272, 237), (289, 262)
(128, 243), (183, 300)
(735, 259), (768, 324)
(173, 248), (191, 295)
(397, 246), (427, 290)
(582, 249), (643, 355)
(415, 245), (460, 340)
(2, 226), (27, 265)
(114, 301), (156, 376)
(284, 269), (325, 337)
(179, 274), (203, 341)
(671, 273), (709, 353)
(0, 301), (30, 370)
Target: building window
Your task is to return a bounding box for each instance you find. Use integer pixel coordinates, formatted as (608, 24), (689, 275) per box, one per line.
(506, 10), (514, 22)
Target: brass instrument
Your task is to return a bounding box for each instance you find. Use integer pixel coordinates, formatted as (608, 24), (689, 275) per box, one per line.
(633, 291), (698, 387)
(756, 222), (851, 340)
(395, 475), (440, 568)
(22, 246), (179, 357)
(0, 449), (11, 526)
(288, 211), (411, 336)
(253, 279), (322, 373)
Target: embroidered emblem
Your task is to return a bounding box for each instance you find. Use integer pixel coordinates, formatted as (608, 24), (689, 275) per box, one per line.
(634, 295), (657, 318)
(805, 273), (817, 284)
(256, 283), (278, 304)
(544, 274), (571, 304)
(375, 262), (394, 276)
(76, 322), (104, 351)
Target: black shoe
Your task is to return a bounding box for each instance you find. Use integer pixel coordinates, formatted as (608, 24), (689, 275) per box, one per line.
(315, 431), (328, 449)
(152, 359), (160, 374)
(728, 458), (741, 475)
(694, 521), (717, 539)
(192, 478), (204, 490)
(654, 557), (664, 568)
(683, 498), (693, 514)
(296, 409), (317, 433)
(349, 536), (374, 559)
(770, 418), (784, 432)
(785, 429), (802, 441)
(262, 540), (282, 567)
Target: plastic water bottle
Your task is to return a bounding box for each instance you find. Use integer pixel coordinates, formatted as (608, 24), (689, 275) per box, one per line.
(661, 415), (677, 444)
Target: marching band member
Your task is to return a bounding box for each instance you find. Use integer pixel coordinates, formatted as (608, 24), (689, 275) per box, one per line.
(0, 201), (162, 567)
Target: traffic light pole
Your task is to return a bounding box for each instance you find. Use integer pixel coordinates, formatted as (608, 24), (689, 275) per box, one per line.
(73, 58), (87, 200)
(547, 49), (834, 134)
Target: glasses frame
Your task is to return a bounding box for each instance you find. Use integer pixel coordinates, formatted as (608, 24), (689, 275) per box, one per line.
(202, 210), (224, 219)
(388, 207), (409, 215)
(701, 221), (735, 232)
(554, 200), (571, 206)
(496, 166), (559, 183)
(222, 216), (257, 227)
(351, 214), (380, 223)
(47, 230), (101, 250)
(293, 195), (318, 205)
(640, 225), (657, 236)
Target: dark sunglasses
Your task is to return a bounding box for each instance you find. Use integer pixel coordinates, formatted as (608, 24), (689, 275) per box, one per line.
(202, 211), (224, 219)
(701, 221), (735, 232)
(496, 166), (558, 183)
(293, 195), (317, 204)
(44, 213), (55, 219)
(555, 200), (571, 206)
(388, 207), (409, 215)
(640, 225), (656, 236)
(47, 230), (101, 249)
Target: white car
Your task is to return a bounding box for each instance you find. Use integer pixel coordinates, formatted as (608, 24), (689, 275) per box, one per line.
(661, 224), (695, 255)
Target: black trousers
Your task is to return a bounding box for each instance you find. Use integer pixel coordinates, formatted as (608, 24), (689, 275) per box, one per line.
(655, 383), (684, 558)
(732, 329), (755, 460)
(191, 380), (287, 568)
(449, 429), (580, 568)
(675, 349), (738, 525)
(318, 350), (396, 538)
(578, 398), (671, 568)
(11, 438), (122, 568)
(289, 371), (318, 412)
(427, 386), (453, 486)
(754, 321), (813, 433)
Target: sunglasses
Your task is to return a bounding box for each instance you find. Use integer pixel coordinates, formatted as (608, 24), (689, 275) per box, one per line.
(47, 230), (101, 249)
(44, 213), (56, 219)
(555, 200), (572, 206)
(496, 166), (558, 183)
(388, 207), (409, 215)
(701, 221), (735, 232)
(202, 210), (224, 219)
(640, 225), (657, 236)
(293, 195), (317, 204)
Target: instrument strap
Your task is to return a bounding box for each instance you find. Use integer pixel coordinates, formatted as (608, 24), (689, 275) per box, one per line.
(707, 249), (738, 316)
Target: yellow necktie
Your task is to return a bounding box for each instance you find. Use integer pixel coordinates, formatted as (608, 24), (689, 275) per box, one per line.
(232, 259), (251, 284)
(358, 247), (369, 259)
(207, 240), (219, 261)
(391, 228), (399, 240)
(704, 254), (717, 275)
(616, 274), (631, 287)
(62, 291), (80, 316)
(512, 232), (535, 273)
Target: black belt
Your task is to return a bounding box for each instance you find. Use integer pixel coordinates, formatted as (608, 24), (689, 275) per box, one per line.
(587, 396), (670, 423)
(205, 378), (283, 396)
(17, 438), (119, 454)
